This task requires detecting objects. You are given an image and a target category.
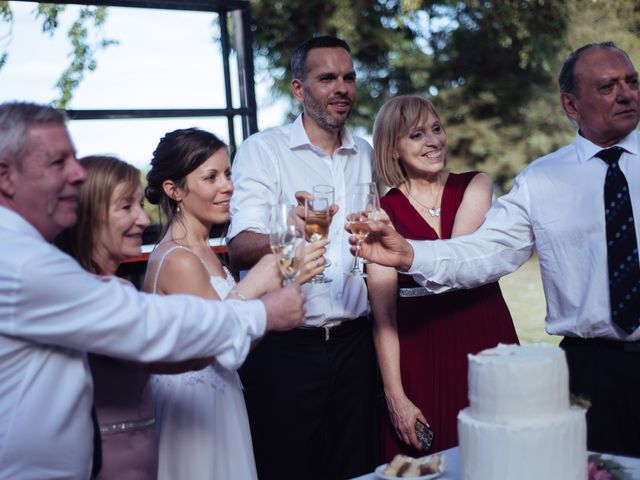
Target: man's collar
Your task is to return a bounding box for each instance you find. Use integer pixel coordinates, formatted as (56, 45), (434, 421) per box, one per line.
(288, 113), (358, 153)
(574, 130), (639, 163)
(0, 205), (46, 241)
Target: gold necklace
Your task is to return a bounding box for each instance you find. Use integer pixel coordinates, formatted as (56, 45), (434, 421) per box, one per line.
(406, 176), (444, 217)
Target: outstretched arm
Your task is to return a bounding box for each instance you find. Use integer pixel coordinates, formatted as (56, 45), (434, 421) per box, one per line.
(349, 173), (534, 291)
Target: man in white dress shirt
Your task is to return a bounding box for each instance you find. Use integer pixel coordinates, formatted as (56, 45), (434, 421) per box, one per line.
(228, 36), (378, 479)
(0, 101), (305, 479)
(348, 42), (640, 457)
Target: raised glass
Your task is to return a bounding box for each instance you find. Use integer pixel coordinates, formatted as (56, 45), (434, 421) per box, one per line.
(269, 204), (305, 285)
(305, 185), (335, 284)
(346, 192), (377, 276)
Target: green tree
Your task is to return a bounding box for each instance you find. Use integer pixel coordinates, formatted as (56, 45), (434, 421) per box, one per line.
(423, 0), (572, 191)
(250, 0), (572, 191)
(250, 0), (640, 192)
(250, 0), (433, 129)
(0, 1), (116, 108)
(5, 0), (640, 191)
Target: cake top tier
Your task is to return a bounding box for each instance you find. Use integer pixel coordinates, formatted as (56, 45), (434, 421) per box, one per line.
(467, 343), (570, 423)
(473, 343), (565, 365)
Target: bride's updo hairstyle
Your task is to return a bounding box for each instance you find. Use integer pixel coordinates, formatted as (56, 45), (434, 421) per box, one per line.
(145, 128), (226, 228)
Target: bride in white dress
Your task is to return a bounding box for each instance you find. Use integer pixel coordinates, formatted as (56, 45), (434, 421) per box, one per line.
(149, 251), (258, 479)
(143, 129), (268, 480)
(142, 128), (325, 479)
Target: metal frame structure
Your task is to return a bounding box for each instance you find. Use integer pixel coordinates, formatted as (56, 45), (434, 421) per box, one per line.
(16, 0), (258, 153)
(12, 0), (257, 284)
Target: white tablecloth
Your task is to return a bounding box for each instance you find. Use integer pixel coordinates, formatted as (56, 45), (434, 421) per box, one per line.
(351, 447), (640, 479)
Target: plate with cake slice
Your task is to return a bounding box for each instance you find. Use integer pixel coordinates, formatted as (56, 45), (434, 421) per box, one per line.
(375, 453), (445, 479)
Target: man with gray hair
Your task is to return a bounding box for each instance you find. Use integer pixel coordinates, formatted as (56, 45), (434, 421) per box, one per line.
(0, 101), (305, 479)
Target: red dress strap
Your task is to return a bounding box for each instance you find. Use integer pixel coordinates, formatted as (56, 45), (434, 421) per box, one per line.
(439, 171), (479, 239)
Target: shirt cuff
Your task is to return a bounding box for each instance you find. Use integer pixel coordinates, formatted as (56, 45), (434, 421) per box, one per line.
(213, 299), (266, 371)
(403, 240), (431, 288)
(225, 298), (267, 340)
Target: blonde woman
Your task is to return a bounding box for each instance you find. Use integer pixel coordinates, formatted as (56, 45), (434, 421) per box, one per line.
(369, 95), (518, 459)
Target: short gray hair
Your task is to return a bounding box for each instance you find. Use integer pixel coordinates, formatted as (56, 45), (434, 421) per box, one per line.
(558, 41), (625, 95)
(0, 101), (67, 169)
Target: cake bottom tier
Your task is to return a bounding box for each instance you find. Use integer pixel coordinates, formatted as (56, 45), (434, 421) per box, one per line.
(457, 407), (587, 480)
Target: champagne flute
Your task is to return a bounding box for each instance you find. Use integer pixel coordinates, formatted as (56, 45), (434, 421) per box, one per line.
(346, 192), (377, 276)
(356, 181), (379, 200)
(269, 204), (305, 285)
(305, 185), (334, 284)
(355, 182), (381, 264)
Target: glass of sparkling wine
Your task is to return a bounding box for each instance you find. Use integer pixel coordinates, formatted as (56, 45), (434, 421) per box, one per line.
(305, 184), (335, 284)
(355, 182), (381, 264)
(269, 204), (305, 285)
(346, 192), (376, 276)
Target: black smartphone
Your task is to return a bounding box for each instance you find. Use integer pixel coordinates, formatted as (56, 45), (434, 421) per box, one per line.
(415, 419), (435, 453)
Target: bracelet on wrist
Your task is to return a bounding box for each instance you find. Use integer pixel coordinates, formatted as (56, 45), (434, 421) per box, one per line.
(230, 289), (247, 301)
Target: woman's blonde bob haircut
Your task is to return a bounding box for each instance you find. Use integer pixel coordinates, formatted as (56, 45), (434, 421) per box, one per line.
(373, 95), (442, 187)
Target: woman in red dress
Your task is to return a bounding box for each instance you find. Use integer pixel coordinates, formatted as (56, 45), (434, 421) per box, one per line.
(368, 95), (519, 459)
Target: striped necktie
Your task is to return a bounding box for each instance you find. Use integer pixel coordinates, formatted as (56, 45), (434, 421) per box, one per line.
(597, 146), (640, 334)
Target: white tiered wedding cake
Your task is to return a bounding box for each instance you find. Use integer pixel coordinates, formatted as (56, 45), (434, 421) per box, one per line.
(457, 343), (587, 480)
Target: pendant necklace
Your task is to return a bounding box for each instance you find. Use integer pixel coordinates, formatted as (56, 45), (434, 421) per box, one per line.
(406, 176), (444, 217)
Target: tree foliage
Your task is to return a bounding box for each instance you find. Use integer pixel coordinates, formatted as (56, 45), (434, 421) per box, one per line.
(422, 0), (572, 190)
(0, 1), (116, 108)
(250, 0), (433, 129)
(0, 1), (13, 69)
(250, 0), (640, 191)
(3, 0), (640, 190)
(250, 0), (571, 191)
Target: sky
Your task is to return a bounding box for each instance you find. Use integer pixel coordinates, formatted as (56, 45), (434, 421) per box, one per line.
(0, 1), (289, 169)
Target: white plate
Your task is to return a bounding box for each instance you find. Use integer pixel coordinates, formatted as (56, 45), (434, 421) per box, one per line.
(374, 454), (445, 480)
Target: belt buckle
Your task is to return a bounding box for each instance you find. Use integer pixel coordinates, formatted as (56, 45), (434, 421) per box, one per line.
(323, 322), (342, 341)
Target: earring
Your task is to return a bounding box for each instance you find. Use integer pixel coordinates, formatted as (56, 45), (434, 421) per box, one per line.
(176, 204), (180, 214)
(393, 153), (399, 161)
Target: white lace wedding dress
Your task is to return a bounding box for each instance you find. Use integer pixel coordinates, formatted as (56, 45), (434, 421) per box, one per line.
(151, 247), (257, 479)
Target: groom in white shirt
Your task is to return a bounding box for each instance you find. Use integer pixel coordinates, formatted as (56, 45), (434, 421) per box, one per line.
(228, 36), (378, 479)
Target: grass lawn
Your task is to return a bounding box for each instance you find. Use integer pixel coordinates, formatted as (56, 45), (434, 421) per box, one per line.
(498, 253), (561, 346)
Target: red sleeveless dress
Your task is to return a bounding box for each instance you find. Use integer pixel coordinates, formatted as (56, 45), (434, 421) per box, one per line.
(379, 172), (519, 459)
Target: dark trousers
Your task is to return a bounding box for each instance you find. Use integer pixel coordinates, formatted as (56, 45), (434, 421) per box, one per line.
(239, 317), (379, 480)
(560, 336), (640, 457)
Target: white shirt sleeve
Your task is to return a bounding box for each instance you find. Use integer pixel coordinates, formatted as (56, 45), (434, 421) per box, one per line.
(228, 136), (280, 240)
(407, 173), (536, 292)
(9, 248), (266, 371)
